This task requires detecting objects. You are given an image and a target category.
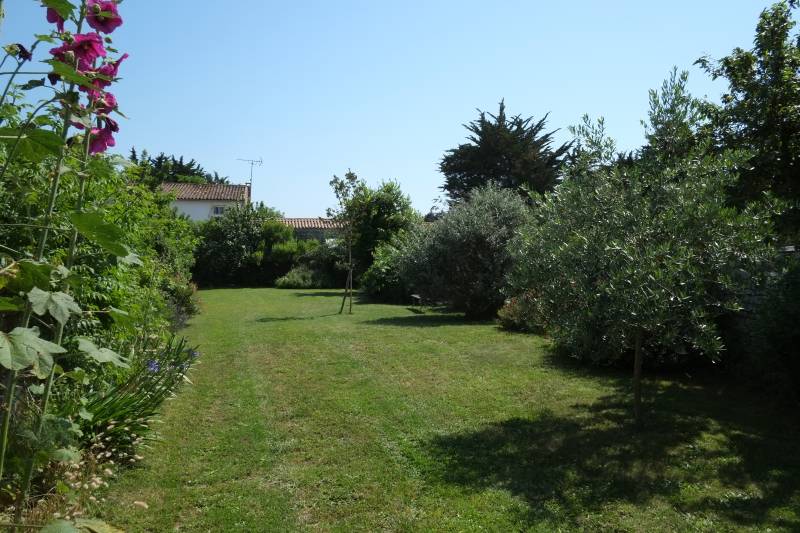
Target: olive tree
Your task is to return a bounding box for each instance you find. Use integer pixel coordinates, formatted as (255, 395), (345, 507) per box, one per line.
(403, 185), (530, 318)
(509, 150), (778, 425)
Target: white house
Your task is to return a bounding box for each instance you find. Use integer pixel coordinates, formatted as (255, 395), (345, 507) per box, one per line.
(160, 182), (251, 221)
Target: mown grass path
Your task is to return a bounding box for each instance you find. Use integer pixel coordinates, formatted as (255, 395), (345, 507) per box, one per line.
(102, 289), (799, 532)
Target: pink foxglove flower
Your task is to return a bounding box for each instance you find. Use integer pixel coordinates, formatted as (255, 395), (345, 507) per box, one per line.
(50, 33), (107, 71)
(45, 7), (65, 33)
(87, 0), (123, 34)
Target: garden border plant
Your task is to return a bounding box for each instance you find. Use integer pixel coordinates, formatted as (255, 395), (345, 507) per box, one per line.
(0, 2), (197, 529)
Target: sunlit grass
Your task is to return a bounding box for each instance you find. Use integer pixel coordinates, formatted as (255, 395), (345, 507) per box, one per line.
(101, 288), (799, 532)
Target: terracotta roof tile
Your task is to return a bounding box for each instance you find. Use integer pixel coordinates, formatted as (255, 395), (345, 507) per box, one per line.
(160, 182), (250, 202)
(280, 217), (342, 230)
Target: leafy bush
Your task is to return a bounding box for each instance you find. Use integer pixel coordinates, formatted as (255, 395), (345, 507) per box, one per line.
(508, 150), (777, 366)
(328, 172), (420, 279)
(361, 230), (416, 303)
(276, 265), (321, 289)
(76, 337), (199, 460)
(402, 185), (530, 318)
(0, 2), (208, 525)
(496, 291), (543, 333)
(275, 239), (347, 289)
(193, 205), (317, 287)
(742, 256), (800, 400)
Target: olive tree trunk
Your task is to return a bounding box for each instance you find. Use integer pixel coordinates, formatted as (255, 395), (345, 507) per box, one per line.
(633, 330), (644, 427)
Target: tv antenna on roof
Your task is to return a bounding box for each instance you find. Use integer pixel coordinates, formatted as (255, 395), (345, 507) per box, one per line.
(237, 157), (262, 186)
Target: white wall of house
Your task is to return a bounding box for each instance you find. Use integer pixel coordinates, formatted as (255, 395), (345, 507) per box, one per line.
(172, 200), (240, 221)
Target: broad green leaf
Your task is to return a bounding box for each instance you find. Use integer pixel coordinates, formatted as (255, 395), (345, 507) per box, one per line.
(7, 259), (53, 293)
(0, 296), (22, 312)
(41, 0), (77, 20)
(50, 447), (80, 463)
(78, 407), (93, 420)
(119, 251), (143, 266)
(35, 34), (57, 44)
(0, 327), (65, 374)
(28, 287), (81, 324)
(63, 367), (89, 384)
(69, 212), (128, 257)
(45, 59), (96, 89)
(107, 306), (132, 326)
(19, 78), (46, 91)
(7, 260), (52, 293)
(0, 126), (63, 162)
(41, 519), (80, 533)
(77, 337), (129, 368)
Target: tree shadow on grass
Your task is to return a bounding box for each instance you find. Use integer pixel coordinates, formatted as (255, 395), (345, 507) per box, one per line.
(364, 314), (494, 328)
(422, 382), (800, 530)
(291, 291), (346, 297)
(256, 313), (340, 323)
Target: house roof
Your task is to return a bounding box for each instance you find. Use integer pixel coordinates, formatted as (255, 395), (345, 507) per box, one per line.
(160, 182), (250, 202)
(281, 217), (342, 230)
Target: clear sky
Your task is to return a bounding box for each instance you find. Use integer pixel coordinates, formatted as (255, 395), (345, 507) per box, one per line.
(4, 1), (776, 216)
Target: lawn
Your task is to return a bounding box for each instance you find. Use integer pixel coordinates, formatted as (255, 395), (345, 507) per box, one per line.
(101, 288), (799, 532)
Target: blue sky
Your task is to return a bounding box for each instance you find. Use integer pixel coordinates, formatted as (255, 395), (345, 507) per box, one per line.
(4, 1), (775, 216)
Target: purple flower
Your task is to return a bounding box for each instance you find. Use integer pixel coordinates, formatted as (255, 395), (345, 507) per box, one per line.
(89, 53), (129, 91)
(146, 360), (160, 373)
(93, 91), (117, 115)
(89, 117), (117, 154)
(87, 0), (123, 34)
(45, 6), (65, 32)
(50, 33), (107, 71)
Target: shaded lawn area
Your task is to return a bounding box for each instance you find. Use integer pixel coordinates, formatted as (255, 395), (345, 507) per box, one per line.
(101, 288), (800, 532)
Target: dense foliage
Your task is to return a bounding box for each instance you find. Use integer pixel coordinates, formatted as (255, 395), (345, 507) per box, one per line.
(360, 229), (417, 303)
(743, 256), (800, 400)
(193, 203), (318, 287)
(697, 1), (800, 237)
(276, 240), (345, 289)
(401, 186), (530, 318)
(508, 151), (777, 365)
(128, 148), (230, 187)
(326, 171), (418, 279)
(0, 2), (200, 527)
(440, 101), (571, 202)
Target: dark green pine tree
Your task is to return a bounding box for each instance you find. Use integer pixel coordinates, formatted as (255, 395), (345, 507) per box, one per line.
(439, 100), (571, 202)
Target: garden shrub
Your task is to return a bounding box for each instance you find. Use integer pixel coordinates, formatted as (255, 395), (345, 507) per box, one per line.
(193, 205), (317, 287)
(508, 150), (778, 367)
(73, 337), (199, 460)
(0, 2), (206, 525)
(328, 174), (419, 278)
(496, 291), (543, 333)
(276, 240), (346, 289)
(741, 256), (800, 401)
(360, 229), (416, 303)
(276, 265), (322, 289)
(402, 185), (530, 318)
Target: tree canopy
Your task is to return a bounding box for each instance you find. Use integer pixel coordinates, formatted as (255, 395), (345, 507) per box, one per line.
(129, 148), (230, 188)
(697, 0), (800, 236)
(439, 101), (571, 202)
